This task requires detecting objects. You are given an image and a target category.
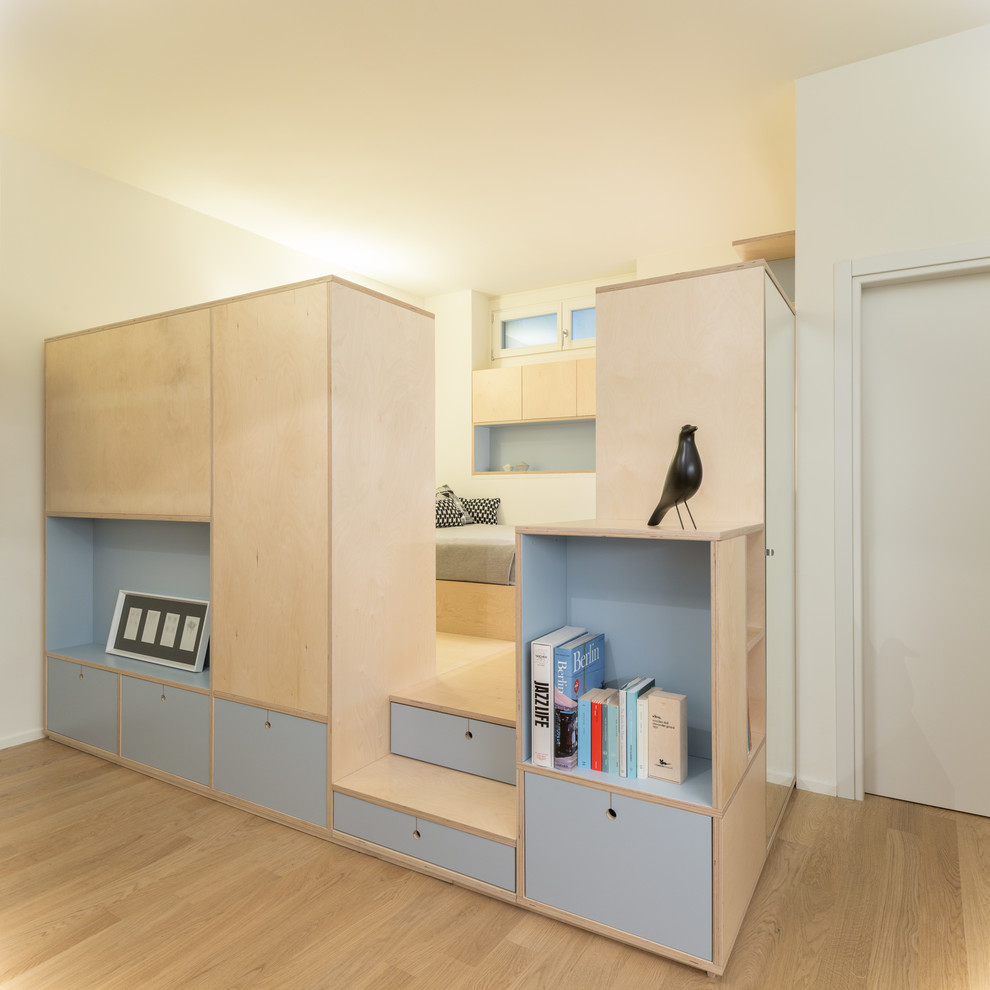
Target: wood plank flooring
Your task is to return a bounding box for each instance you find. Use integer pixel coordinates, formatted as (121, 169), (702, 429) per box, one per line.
(2, 739), (988, 989)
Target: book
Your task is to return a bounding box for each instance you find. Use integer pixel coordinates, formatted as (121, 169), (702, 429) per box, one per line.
(617, 677), (644, 777)
(530, 625), (585, 769)
(603, 690), (620, 774)
(623, 677), (655, 777)
(647, 690), (689, 783)
(637, 688), (664, 779)
(588, 688), (610, 772)
(553, 632), (605, 770)
(577, 688), (598, 770)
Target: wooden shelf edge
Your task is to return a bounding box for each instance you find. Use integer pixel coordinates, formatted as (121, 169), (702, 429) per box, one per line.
(333, 755), (517, 845)
(746, 627), (766, 652)
(519, 759), (715, 816)
(732, 230), (795, 262)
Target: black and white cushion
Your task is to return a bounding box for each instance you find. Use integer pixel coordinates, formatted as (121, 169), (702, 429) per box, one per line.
(461, 497), (500, 525)
(435, 485), (473, 528)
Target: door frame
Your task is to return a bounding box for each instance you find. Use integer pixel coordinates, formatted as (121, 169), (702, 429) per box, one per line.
(833, 239), (990, 800)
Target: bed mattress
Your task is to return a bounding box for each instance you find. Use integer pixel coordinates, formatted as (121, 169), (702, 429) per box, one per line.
(436, 524), (516, 585)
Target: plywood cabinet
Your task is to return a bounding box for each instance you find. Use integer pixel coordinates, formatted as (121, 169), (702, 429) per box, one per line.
(45, 310), (211, 518)
(473, 357), (596, 473)
(211, 284), (330, 717)
(473, 357), (596, 425)
(44, 275), (436, 831)
(516, 520), (768, 974)
(472, 366), (521, 423)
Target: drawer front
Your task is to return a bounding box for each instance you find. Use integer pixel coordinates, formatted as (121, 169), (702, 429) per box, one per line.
(334, 792), (515, 892)
(390, 703), (515, 784)
(121, 677), (209, 784)
(213, 699), (327, 827)
(524, 772), (712, 961)
(46, 657), (118, 753)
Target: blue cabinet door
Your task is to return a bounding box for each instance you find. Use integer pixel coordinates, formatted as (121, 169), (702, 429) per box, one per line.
(47, 657), (118, 753)
(213, 698), (327, 827)
(524, 772), (713, 961)
(121, 677), (209, 784)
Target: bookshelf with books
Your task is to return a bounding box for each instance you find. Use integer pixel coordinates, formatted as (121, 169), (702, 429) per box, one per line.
(516, 519), (768, 975)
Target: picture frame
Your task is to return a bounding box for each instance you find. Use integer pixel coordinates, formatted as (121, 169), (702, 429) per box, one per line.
(106, 590), (210, 672)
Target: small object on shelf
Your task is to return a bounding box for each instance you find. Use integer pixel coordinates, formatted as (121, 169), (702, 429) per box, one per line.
(620, 677), (655, 776)
(106, 589), (210, 672)
(515, 461), (529, 471)
(647, 424), (703, 529)
(648, 690), (689, 783)
(503, 463), (513, 471)
(531, 625), (586, 769)
(553, 632), (605, 770)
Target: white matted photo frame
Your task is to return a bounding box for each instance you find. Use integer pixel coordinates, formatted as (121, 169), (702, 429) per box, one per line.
(107, 590), (210, 672)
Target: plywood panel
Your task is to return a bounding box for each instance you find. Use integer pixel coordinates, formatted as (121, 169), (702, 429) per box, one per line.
(596, 264), (765, 525)
(211, 283), (329, 716)
(713, 535), (750, 808)
(46, 311), (211, 517)
(715, 746), (766, 968)
(473, 367), (521, 423)
(436, 579), (515, 641)
(575, 357), (596, 417)
(329, 281), (436, 780)
(522, 361), (575, 420)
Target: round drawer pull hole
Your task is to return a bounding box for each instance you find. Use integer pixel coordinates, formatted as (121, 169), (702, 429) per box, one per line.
(465, 730), (473, 740)
(265, 721), (271, 730)
(606, 808), (617, 821)
(161, 694), (167, 703)
(412, 829), (421, 840)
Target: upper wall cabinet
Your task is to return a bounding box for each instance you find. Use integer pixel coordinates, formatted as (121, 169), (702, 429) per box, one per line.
(473, 357), (596, 425)
(473, 366), (522, 423)
(472, 357), (596, 474)
(45, 310), (211, 518)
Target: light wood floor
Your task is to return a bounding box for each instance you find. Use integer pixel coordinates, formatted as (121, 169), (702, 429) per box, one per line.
(2, 740), (988, 989)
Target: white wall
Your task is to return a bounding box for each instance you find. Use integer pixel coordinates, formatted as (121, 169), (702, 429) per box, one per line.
(794, 25), (990, 793)
(0, 136), (402, 749)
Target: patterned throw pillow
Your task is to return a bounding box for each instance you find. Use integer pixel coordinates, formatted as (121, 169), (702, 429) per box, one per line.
(461, 497), (500, 525)
(435, 485), (473, 528)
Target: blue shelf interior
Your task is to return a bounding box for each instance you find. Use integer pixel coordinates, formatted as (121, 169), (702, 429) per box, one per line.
(519, 533), (714, 804)
(46, 517), (211, 687)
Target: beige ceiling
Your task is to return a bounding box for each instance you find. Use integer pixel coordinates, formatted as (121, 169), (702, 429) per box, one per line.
(2, 0), (989, 297)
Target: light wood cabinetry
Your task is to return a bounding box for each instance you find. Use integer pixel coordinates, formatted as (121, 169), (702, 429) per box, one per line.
(472, 366), (521, 423)
(473, 357), (596, 424)
(40, 263), (792, 974)
(45, 310), (211, 518)
(211, 284), (330, 717)
(43, 275), (436, 836)
(472, 356), (596, 473)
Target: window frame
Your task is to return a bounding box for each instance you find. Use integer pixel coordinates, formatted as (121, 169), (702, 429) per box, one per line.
(491, 294), (596, 360)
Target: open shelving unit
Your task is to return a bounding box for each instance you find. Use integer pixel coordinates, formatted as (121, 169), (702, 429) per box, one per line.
(515, 519), (767, 974)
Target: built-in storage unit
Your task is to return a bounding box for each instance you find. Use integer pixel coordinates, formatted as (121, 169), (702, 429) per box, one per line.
(44, 275), (436, 835)
(595, 261), (796, 846)
(41, 262), (793, 976)
(472, 356), (596, 473)
(515, 520), (767, 974)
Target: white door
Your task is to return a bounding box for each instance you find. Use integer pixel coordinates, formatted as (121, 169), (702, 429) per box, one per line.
(861, 269), (990, 815)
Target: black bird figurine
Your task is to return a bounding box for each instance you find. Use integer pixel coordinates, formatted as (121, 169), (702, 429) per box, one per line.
(647, 424), (702, 528)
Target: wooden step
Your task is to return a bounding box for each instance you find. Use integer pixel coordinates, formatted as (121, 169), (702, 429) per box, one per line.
(391, 633), (516, 727)
(333, 754), (516, 844)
